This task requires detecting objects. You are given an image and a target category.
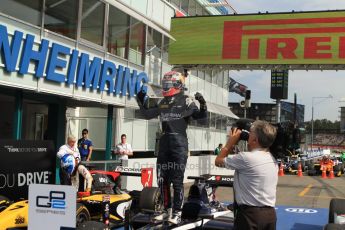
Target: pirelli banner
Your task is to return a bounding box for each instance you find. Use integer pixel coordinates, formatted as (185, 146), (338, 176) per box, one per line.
(169, 11), (345, 67)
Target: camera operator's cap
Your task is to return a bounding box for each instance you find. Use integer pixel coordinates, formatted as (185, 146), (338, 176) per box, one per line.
(162, 71), (185, 97)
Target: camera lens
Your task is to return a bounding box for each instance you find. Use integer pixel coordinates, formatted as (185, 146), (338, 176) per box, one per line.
(240, 130), (250, 141)
(233, 119), (253, 141)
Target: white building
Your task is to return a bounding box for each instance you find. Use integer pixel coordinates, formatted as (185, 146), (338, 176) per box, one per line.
(0, 0), (238, 164)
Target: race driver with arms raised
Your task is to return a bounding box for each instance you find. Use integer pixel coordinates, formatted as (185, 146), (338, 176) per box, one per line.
(136, 69), (207, 224)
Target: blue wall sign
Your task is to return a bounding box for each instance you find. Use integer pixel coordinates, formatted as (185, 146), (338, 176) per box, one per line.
(0, 24), (148, 98)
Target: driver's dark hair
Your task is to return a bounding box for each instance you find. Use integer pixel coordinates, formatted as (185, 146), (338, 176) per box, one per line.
(251, 120), (277, 148)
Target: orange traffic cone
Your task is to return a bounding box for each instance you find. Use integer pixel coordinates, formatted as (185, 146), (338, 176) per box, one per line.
(329, 168), (335, 179)
(297, 162), (303, 177)
(278, 162), (285, 176)
(321, 165), (327, 179)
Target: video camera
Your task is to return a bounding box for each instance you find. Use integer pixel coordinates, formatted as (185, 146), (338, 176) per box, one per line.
(231, 119), (299, 159)
(231, 119), (252, 141)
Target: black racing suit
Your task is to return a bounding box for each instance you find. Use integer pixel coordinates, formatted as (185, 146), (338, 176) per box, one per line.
(137, 92), (207, 212)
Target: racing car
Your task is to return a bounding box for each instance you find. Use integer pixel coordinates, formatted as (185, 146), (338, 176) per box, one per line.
(324, 198), (345, 229)
(306, 156), (344, 177)
(76, 166), (156, 227)
(130, 174), (235, 230)
(0, 166), (157, 229)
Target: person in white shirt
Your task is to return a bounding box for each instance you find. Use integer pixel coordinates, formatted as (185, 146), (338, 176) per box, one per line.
(215, 120), (278, 230)
(113, 134), (133, 161)
(57, 135), (93, 192)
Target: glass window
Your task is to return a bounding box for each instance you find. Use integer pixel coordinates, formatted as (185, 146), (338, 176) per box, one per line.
(129, 18), (145, 65)
(203, 112), (211, 128)
(196, 3), (202, 16)
(108, 5), (129, 59)
(211, 70), (216, 85)
(203, 8), (209, 16)
(227, 117), (232, 129)
(222, 116), (228, 130)
(216, 114), (222, 130)
(191, 70), (197, 77)
(0, 94), (14, 139)
(210, 112), (216, 129)
(181, 0), (189, 14)
(162, 36), (169, 62)
(0, 0), (42, 26)
(170, 0), (180, 9)
(154, 30), (162, 57)
(188, 0), (196, 16)
(148, 29), (162, 58)
(205, 70), (212, 83)
(45, 0), (78, 39)
(223, 71), (229, 89)
(198, 70), (205, 80)
(81, 0), (105, 46)
(217, 71), (223, 87)
(147, 29), (162, 85)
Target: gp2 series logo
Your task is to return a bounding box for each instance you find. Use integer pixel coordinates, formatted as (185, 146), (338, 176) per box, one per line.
(36, 191), (66, 209)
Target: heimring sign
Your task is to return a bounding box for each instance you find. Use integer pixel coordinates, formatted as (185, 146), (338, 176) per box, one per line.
(0, 24), (148, 98)
(169, 10), (345, 68)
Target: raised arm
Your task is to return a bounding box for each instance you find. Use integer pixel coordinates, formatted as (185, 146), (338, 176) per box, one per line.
(183, 93), (208, 123)
(136, 89), (160, 119)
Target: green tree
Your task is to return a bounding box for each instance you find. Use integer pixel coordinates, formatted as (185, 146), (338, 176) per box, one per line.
(304, 119), (340, 133)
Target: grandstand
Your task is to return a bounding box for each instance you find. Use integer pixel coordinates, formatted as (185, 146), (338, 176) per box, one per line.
(311, 133), (345, 150)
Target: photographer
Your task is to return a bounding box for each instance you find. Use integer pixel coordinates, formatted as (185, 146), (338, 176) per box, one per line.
(215, 120), (278, 230)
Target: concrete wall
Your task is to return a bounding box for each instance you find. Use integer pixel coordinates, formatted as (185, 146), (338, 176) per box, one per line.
(122, 155), (234, 191)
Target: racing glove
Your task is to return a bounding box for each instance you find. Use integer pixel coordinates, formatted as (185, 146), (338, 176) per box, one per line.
(194, 92), (207, 110)
(136, 88), (148, 106)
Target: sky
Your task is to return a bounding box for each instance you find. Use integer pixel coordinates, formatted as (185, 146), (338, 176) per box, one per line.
(226, 0), (345, 122)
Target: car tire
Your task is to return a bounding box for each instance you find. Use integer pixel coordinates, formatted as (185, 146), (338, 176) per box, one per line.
(291, 162), (299, 170)
(0, 195), (10, 212)
(76, 204), (91, 227)
(306, 162), (314, 171)
(329, 198), (345, 223)
(129, 190), (141, 214)
(307, 169), (317, 176)
(139, 187), (163, 213)
(338, 163), (344, 175)
(333, 164), (341, 177)
(324, 223), (345, 230)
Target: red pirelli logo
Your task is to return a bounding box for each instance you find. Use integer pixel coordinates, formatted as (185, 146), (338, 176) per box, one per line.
(222, 17), (345, 60)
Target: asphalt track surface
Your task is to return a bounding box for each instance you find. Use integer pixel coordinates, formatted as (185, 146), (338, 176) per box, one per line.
(203, 174), (345, 208)
(115, 175), (345, 230)
(184, 174), (345, 230)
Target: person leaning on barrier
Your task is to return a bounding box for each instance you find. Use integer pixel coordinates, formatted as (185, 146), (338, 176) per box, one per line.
(113, 134), (133, 162)
(57, 135), (93, 192)
(215, 120), (278, 230)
